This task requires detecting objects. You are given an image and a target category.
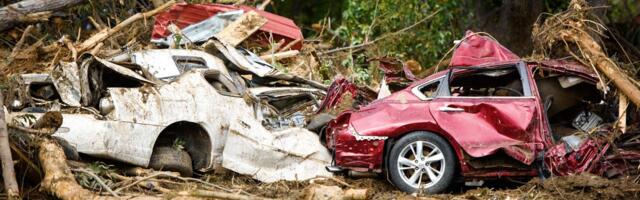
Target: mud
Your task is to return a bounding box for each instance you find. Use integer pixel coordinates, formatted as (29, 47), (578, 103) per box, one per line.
(438, 174), (640, 200)
(202, 172), (640, 199)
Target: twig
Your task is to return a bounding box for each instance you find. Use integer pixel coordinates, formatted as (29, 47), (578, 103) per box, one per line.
(7, 124), (54, 135)
(317, 175), (352, 188)
(176, 189), (271, 200)
(278, 38), (302, 53)
(113, 171), (168, 193)
(72, 168), (119, 197)
(4, 25), (34, 67)
(257, 0), (272, 10)
(9, 143), (42, 177)
(319, 8), (441, 55)
(156, 172), (239, 194)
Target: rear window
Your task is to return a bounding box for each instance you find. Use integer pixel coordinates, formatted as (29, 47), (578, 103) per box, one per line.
(173, 56), (207, 73)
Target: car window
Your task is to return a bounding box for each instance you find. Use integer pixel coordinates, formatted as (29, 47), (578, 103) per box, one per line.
(173, 56), (208, 73)
(203, 71), (240, 96)
(420, 80), (440, 98)
(412, 78), (441, 100)
(447, 66), (525, 97)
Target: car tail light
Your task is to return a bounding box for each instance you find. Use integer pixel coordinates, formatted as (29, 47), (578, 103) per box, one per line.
(99, 97), (114, 115)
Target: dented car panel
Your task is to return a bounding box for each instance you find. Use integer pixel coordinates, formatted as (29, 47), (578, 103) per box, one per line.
(128, 49), (230, 80)
(9, 50), (331, 182)
(326, 42), (603, 178)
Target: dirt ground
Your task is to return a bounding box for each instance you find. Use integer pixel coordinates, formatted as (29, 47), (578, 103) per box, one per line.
(196, 171), (640, 200)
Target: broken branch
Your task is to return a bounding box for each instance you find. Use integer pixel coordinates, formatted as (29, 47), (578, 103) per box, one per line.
(0, 0), (84, 32)
(75, 0), (176, 54)
(0, 93), (19, 199)
(4, 25), (34, 67)
(260, 50), (300, 62)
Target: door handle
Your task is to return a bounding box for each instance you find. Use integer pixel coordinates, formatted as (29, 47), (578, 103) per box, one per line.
(438, 106), (464, 112)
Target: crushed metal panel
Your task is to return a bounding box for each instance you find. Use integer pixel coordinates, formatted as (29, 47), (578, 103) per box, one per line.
(10, 112), (164, 167)
(152, 3), (303, 50)
(152, 10), (243, 46)
(208, 39), (276, 77)
(130, 49), (229, 80)
(450, 31), (520, 67)
(222, 127), (333, 182)
(427, 99), (540, 164)
(92, 57), (154, 84)
(51, 62), (82, 106)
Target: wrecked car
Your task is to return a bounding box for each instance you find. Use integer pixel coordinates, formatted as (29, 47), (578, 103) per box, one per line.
(6, 49), (332, 182)
(324, 33), (612, 193)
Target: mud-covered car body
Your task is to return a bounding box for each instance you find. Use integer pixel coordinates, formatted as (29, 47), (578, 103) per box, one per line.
(325, 32), (606, 192)
(7, 49), (332, 182)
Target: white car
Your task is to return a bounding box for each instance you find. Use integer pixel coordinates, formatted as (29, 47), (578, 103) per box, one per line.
(7, 49), (332, 182)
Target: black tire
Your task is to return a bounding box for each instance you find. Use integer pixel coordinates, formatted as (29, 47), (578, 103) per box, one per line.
(387, 131), (456, 194)
(306, 113), (335, 132)
(54, 136), (80, 161)
(149, 146), (193, 177)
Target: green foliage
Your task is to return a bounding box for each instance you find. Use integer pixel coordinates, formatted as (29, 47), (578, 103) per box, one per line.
(334, 0), (470, 84)
(173, 138), (186, 150)
(75, 162), (115, 191)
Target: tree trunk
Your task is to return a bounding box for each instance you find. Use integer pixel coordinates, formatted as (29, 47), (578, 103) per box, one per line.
(0, 93), (19, 199)
(0, 0), (85, 32)
(471, 0), (543, 56)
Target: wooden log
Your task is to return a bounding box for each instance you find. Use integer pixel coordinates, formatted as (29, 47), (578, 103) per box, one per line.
(0, 0), (84, 32)
(558, 29), (640, 107)
(75, 0), (176, 54)
(38, 138), (118, 200)
(343, 189), (368, 200)
(215, 11), (267, 46)
(0, 93), (20, 199)
(259, 50), (300, 62)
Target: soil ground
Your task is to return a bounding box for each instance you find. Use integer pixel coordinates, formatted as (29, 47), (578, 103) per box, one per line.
(200, 171), (640, 199)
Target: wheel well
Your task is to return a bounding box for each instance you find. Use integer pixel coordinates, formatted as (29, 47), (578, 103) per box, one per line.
(153, 121), (211, 170)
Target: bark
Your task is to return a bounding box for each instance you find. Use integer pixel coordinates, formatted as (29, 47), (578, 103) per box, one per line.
(259, 50), (300, 62)
(0, 93), (19, 199)
(571, 32), (640, 107)
(38, 138), (117, 200)
(0, 0), (85, 32)
(472, 0), (543, 55)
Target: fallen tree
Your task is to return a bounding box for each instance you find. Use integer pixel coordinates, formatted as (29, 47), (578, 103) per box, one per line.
(532, 0), (640, 107)
(0, 0), (85, 32)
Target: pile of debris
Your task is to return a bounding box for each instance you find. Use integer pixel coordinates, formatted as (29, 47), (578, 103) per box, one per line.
(0, 0), (364, 199)
(2, 0), (640, 199)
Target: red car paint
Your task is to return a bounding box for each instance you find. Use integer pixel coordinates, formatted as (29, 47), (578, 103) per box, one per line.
(152, 3), (303, 49)
(450, 31), (520, 67)
(324, 32), (610, 178)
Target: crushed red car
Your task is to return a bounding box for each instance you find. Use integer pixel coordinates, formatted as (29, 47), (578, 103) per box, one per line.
(151, 3), (303, 49)
(322, 31), (639, 193)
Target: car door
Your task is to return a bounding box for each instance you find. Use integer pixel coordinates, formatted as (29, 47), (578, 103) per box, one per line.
(428, 62), (543, 165)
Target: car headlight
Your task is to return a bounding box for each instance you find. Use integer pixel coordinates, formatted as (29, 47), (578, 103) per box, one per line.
(10, 99), (22, 109)
(99, 97), (114, 115)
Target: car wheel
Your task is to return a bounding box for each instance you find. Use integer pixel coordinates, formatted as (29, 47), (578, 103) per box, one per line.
(149, 146), (193, 177)
(388, 131), (455, 194)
